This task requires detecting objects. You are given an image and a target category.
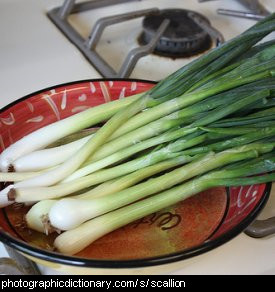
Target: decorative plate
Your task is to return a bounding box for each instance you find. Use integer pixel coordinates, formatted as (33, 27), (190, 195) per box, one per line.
(0, 79), (270, 268)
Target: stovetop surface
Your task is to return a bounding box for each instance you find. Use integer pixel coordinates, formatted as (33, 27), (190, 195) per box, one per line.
(0, 0), (275, 275)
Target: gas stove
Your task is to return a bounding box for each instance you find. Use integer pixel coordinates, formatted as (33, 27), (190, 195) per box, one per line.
(0, 0), (275, 275)
(47, 0), (273, 80)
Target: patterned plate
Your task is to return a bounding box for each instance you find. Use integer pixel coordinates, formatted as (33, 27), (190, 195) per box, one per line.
(0, 79), (270, 268)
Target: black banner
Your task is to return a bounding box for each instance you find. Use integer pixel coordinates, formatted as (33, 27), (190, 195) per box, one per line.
(0, 275), (270, 290)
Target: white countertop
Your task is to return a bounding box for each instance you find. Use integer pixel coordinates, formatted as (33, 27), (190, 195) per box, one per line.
(1, 0), (275, 275)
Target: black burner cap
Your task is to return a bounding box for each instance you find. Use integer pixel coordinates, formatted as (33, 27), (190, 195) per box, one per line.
(140, 9), (212, 57)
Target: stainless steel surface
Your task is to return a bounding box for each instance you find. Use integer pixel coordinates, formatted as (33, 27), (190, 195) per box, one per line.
(188, 11), (225, 46)
(58, 0), (75, 20)
(217, 9), (266, 20)
(246, 183), (275, 238)
(0, 258), (25, 275)
(85, 8), (159, 49)
(245, 217), (275, 238)
(0, 245), (41, 275)
(199, 0), (270, 18)
(118, 19), (170, 78)
(71, 0), (140, 13)
(199, 0), (270, 13)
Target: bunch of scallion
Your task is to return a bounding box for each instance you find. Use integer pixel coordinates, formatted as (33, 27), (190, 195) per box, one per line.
(0, 14), (275, 255)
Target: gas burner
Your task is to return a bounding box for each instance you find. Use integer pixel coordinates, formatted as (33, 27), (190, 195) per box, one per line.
(140, 9), (213, 58)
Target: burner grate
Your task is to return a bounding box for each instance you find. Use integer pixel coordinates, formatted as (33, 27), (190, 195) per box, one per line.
(47, 0), (270, 78)
(48, 0), (170, 78)
(48, 0), (224, 77)
(199, 0), (270, 20)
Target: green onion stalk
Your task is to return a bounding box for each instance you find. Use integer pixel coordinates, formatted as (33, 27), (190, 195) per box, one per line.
(53, 151), (275, 255)
(6, 124), (275, 204)
(25, 155), (193, 233)
(47, 143), (273, 231)
(0, 93), (142, 172)
(13, 79), (275, 175)
(86, 84), (272, 163)
(149, 13), (275, 100)
(1, 66), (271, 193)
(60, 81), (273, 181)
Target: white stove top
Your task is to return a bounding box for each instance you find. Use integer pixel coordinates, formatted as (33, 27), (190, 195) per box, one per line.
(0, 0), (275, 275)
